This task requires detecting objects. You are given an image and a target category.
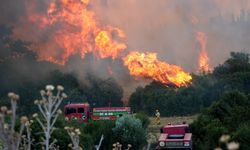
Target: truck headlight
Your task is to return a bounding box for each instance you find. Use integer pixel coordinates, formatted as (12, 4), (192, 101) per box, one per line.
(159, 141), (165, 147)
(184, 142), (190, 146)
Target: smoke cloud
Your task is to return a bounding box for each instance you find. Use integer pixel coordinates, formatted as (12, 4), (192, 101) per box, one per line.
(92, 0), (250, 71)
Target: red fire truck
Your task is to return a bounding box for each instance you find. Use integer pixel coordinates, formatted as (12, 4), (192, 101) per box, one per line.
(156, 123), (192, 150)
(64, 103), (131, 122)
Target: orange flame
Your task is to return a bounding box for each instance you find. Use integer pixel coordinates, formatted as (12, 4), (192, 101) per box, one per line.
(12, 0), (192, 87)
(95, 30), (127, 59)
(13, 0), (126, 65)
(123, 52), (192, 87)
(196, 32), (211, 72)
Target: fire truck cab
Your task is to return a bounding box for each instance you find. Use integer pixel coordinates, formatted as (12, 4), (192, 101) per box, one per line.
(64, 103), (91, 122)
(156, 123), (192, 150)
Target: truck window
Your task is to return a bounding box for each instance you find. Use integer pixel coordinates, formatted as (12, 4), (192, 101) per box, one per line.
(78, 108), (84, 113)
(66, 108), (76, 114)
(168, 134), (184, 139)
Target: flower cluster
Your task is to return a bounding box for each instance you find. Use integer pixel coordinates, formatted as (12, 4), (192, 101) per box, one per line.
(214, 134), (240, 150)
(0, 92), (32, 150)
(64, 126), (82, 150)
(33, 85), (67, 150)
(112, 142), (132, 150)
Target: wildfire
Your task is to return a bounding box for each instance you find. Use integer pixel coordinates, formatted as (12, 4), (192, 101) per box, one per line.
(13, 0), (126, 65)
(12, 0), (192, 87)
(123, 52), (192, 87)
(95, 30), (127, 59)
(196, 32), (211, 72)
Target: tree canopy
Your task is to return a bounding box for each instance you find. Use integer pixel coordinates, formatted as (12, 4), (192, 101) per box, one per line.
(129, 51), (250, 117)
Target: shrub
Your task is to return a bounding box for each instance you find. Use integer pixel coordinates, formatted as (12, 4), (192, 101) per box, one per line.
(112, 115), (147, 149)
(135, 112), (150, 129)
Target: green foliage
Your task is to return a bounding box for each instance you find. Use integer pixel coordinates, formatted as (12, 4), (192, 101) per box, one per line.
(129, 75), (215, 116)
(0, 70), (124, 115)
(112, 115), (147, 150)
(232, 123), (250, 150)
(84, 120), (115, 150)
(129, 52), (250, 117)
(0, 141), (3, 150)
(214, 52), (250, 76)
(134, 112), (150, 129)
(192, 91), (250, 150)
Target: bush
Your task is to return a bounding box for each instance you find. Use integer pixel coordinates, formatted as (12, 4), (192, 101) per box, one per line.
(232, 123), (250, 150)
(192, 91), (250, 150)
(112, 115), (147, 149)
(135, 112), (150, 129)
(84, 120), (115, 150)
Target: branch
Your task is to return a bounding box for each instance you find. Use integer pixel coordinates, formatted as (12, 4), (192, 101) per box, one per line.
(16, 124), (25, 149)
(10, 100), (16, 133)
(38, 104), (47, 119)
(35, 117), (46, 133)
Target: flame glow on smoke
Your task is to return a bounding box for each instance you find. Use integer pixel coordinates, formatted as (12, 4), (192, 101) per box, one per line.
(196, 32), (211, 72)
(12, 0), (192, 87)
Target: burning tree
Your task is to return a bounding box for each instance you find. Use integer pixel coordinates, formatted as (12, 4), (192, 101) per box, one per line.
(33, 85), (67, 150)
(123, 51), (192, 87)
(196, 32), (212, 73)
(0, 92), (32, 150)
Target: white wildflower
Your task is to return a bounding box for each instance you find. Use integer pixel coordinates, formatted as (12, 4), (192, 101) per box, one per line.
(40, 90), (46, 96)
(32, 113), (38, 118)
(20, 116), (29, 124)
(8, 92), (15, 99)
(57, 109), (62, 114)
(219, 134), (230, 143)
(46, 85), (55, 91)
(34, 100), (39, 105)
(62, 93), (67, 99)
(227, 142), (240, 150)
(0, 106), (7, 113)
(4, 123), (8, 129)
(57, 85), (64, 91)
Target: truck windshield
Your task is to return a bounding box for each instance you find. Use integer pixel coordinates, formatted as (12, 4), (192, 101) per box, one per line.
(66, 108), (76, 114)
(168, 134), (184, 139)
(78, 108), (84, 113)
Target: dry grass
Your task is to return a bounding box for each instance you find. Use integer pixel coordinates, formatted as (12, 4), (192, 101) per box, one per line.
(148, 115), (198, 135)
(149, 115), (198, 126)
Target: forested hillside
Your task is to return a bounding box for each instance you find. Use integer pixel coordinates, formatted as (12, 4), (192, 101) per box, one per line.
(129, 52), (250, 117)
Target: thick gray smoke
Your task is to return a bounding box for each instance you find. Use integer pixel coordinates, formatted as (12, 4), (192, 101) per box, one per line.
(1, 0), (250, 102)
(92, 0), (250, 71)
